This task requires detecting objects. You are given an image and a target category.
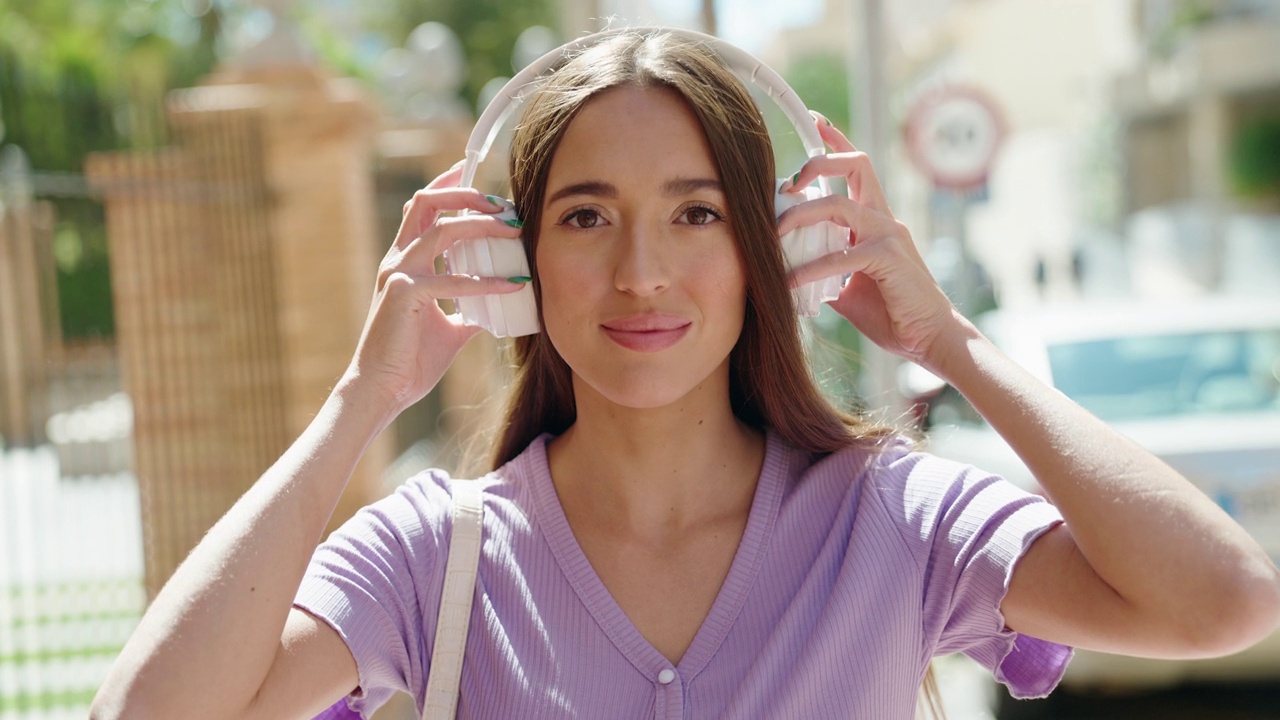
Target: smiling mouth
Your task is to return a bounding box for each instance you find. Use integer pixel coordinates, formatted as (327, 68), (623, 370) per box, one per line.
(601, 315), (691, 352)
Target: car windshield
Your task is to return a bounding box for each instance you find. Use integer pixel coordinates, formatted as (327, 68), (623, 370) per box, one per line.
(1047, 329), (1280, 421)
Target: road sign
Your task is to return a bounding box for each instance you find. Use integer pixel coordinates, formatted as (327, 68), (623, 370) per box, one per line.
(904, 86), (1005, 191)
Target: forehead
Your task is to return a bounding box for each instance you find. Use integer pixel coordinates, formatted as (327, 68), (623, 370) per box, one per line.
(546, 85), (719, 188)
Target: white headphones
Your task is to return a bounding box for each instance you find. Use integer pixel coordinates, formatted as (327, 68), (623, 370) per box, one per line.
(445, 26), (847, 338)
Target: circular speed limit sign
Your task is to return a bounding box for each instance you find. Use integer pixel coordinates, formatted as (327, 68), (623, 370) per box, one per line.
(904, 86), (1005, 191)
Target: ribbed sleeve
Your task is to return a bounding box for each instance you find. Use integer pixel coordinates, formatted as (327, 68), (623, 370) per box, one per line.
(871, 446), (1074, 699)
(294, 471), (454, 717)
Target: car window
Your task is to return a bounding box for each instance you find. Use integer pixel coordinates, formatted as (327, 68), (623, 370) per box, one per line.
(1047, 329), (1280, 421)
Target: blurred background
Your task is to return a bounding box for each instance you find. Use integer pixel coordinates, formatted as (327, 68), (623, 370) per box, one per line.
(0, 0), (1278, 718)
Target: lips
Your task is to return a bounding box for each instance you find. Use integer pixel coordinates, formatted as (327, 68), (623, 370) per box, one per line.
(601, 313), (691, 352)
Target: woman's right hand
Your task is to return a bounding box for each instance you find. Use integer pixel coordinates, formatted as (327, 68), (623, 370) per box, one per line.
(344, 161), (526, 421)
(90, 162), (527, 720)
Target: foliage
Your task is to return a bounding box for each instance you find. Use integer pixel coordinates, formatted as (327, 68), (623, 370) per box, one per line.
(1150, 0), (1216, 57)
(1230, 118), (1280, 198)
(2, 0), (563, 340)
(54, 220), (116, 339)
(784, 51), (852, 136)
(0, 0), (222, 339)
(295, 8), (376, 82)
(0, 0), (222, 162)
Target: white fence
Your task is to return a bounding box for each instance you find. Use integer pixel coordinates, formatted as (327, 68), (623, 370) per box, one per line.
(0, 395), (143, 718)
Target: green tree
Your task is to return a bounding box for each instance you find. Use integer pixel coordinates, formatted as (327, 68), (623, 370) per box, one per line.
(785, 51), (852, 135)
(1231, 118), (1280, 198)
(0, 0), (223, 163)
(360, 0), (560, 107)
(765, 51), (854, 181)
(0, 0), (223, 339)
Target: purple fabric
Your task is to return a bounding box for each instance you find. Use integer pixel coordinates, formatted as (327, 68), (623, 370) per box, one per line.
(311, 698), (362, 720)
(296, 432), (1072, 719)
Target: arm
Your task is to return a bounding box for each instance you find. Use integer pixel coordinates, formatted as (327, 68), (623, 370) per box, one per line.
(781, 113), (1280, 660)
(90, 165), (524, 720)
(933, 315), (1280, 657)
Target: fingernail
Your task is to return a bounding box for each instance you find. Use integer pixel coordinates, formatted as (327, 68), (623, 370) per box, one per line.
(486, 195), (504, 207)
(507, 275), (532, 284)
(504, 218), (524, 229)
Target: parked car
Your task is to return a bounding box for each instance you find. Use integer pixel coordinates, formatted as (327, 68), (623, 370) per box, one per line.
(916, 297), (1280, 690)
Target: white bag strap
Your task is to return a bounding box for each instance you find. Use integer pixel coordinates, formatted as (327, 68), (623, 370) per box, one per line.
(422, 480), (484, 720)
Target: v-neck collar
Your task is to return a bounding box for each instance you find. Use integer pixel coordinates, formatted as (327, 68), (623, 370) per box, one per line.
(519, 431), (791, 682)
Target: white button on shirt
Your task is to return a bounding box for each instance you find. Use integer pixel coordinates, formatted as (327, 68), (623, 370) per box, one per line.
(657, 669), (676, 685)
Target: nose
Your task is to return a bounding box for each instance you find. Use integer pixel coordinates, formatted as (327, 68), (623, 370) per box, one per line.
(612, 221), (670, 297)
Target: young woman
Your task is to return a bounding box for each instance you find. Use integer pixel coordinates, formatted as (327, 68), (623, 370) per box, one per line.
(91, 30), (1280, 720)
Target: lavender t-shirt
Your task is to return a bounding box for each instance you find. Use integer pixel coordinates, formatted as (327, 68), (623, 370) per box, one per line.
(295, 432), (1071, 719)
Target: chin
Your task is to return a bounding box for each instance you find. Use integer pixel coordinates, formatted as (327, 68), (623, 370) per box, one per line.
(599, 383), (693, 410)
(575, 370), (709, 412)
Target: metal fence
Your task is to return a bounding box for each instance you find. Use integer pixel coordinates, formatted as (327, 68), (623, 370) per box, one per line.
(0, 147), (143, 719)
(0, 95), (479, 717)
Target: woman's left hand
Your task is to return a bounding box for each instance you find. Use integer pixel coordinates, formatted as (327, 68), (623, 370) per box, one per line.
(778, 113), (959, 369)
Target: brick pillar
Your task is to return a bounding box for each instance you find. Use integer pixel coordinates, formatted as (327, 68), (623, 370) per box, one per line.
(89, 66), (390, 599)
(181, 65), (392, 536)
(0, 181), (59, 447)
(88, 149), (231, 592)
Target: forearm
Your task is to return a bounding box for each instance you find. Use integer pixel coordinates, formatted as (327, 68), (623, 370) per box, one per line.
(93, 375), (392, 718)
(929, 312), (1280, 651)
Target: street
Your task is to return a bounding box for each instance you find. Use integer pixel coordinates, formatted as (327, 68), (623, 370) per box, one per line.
(936, 653), (1280, 720)
(999, 682), (1280, 719)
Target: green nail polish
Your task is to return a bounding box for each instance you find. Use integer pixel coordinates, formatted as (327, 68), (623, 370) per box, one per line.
(790, 171), (800, 185)
(507, 275), (532, 284)
(486, 194), (503, 206)
(504, 218), (524, 229)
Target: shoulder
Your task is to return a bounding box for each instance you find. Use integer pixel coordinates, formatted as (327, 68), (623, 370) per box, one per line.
(323, 433), (543, 557)
(316, 467), (459, 570)
(806, 436), (1060, 561)
(391, 434), (549, 541)
(772, 434), (929, 544)
(852, 436), (1021, 516)
(874, 446), (1063, 586)
(388, 433), (550, 516)
(791, 434), (951, 503)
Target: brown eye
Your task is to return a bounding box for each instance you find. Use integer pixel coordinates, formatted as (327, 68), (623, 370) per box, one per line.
(681, 205), (722, 226)
(565, 209), (601, 228)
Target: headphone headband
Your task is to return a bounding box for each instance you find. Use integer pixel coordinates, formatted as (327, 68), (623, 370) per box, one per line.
(460, 26), (825, 189)
(446, 27), (844, 337)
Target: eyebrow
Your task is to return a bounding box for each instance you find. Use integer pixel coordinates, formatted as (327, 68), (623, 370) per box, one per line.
(546, 177), (723, 205)
(664, 177), (723, 196)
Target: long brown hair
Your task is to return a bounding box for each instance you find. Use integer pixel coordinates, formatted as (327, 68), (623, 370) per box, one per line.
(484, 31), (941, 717)
(490, 30), (892, 468)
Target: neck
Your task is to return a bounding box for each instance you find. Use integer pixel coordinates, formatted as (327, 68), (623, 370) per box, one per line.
(547, 371), (765, 535)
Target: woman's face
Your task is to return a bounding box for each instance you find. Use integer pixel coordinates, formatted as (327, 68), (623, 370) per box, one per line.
(537, 85), (747, 410)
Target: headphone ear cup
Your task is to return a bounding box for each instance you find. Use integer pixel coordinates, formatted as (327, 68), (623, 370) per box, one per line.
(443, 198), (540, 337)
(775, 180), (847, 316)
